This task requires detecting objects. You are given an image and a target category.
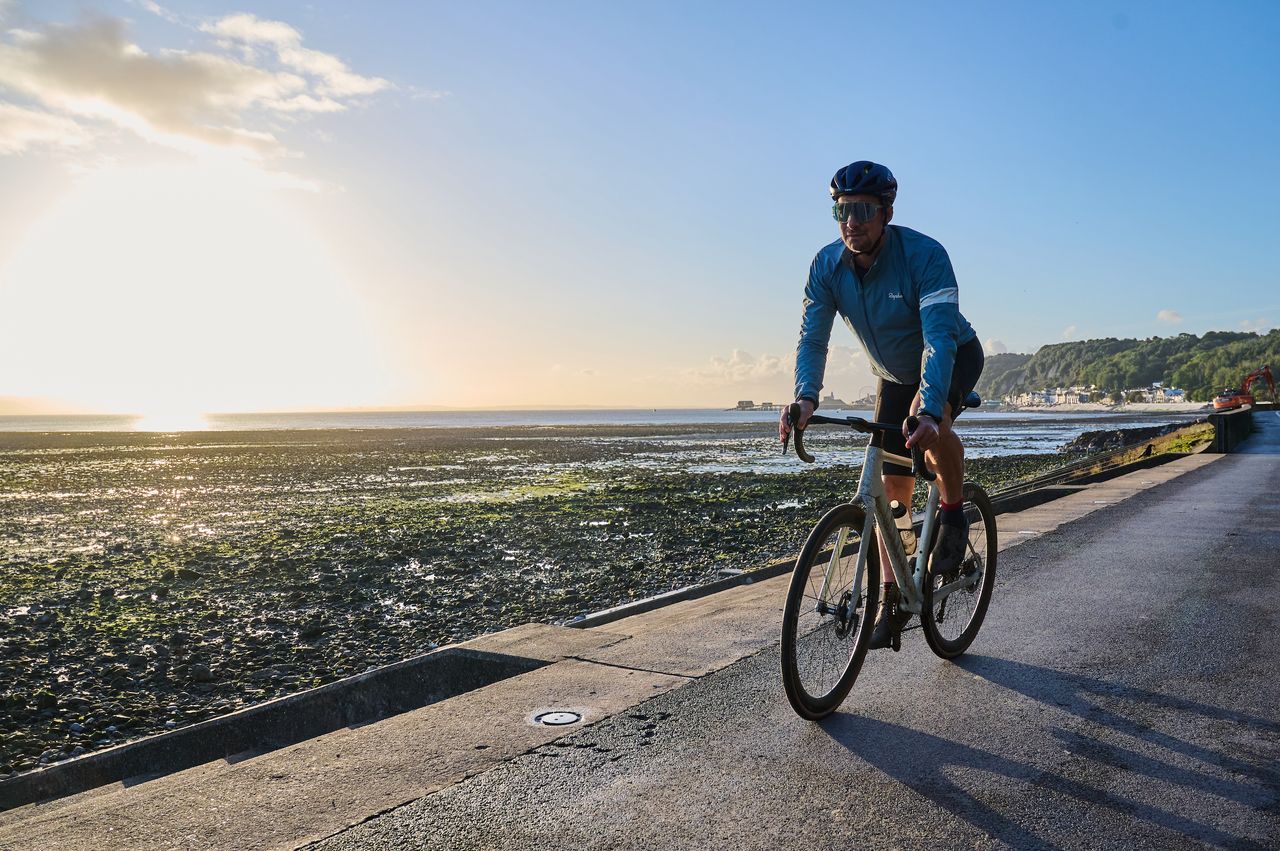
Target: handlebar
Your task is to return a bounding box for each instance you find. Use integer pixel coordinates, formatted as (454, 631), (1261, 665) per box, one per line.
(903, 416), (937, 482)
(784, 403), (936, 481)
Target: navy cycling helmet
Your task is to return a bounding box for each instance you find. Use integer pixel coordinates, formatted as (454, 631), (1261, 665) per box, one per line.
(829, 161), (897, 206)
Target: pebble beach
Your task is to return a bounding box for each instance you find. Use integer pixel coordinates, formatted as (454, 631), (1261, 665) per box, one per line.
(0, 414), (1203, 775)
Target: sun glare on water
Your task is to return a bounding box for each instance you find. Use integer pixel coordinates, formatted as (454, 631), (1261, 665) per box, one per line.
(0, 161), (391, 415)
(131, 411), (211, 432)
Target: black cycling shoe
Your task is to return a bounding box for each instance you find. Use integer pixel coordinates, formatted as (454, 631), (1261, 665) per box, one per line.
(868, 583), (912, 651)
(930, 520), (970, 583)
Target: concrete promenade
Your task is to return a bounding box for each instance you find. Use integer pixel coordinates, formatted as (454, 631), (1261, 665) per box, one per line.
(3, 413), (1278, 849)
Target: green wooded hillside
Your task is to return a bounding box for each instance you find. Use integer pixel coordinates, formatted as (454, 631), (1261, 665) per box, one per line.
(974, 330), (1280, 402)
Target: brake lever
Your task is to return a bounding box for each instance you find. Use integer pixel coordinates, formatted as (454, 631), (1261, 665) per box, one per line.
(904, 416), (938, 482)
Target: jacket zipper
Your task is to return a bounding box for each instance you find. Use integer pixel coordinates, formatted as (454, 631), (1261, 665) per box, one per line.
(851, 266), (886, 368)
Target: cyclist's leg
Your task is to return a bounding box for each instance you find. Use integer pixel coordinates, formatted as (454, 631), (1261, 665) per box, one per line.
(913, 338), (984, 504)
(870, 381), (917, 650)
(871, 379), (917, 585)
(919, 339), (985, 576)
(911, 399), (963, 503)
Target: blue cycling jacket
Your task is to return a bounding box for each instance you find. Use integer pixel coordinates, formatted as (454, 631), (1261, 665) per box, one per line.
(794, 225), (977, 419)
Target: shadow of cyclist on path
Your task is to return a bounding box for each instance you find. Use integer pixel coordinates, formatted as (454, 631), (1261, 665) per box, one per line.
(821, 655), (1278, 849)
(954, 654), (1280, 788)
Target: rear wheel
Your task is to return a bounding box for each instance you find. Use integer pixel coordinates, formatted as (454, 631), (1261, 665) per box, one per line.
(781, 504), (879, 719)
(921, 482), (997, 659)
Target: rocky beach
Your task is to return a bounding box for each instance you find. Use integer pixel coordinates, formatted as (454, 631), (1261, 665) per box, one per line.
(0, 417), (1201, 776)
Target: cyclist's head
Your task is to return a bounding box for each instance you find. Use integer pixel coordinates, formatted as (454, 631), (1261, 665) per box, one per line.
(830, 161), (897, 207)
(831, 161), (895, 255)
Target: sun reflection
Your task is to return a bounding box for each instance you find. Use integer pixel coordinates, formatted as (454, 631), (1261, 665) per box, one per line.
(131, 411), (210, 432)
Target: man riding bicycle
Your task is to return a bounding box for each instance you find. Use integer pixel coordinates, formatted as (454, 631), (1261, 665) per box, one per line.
(778, 160), (984, 650)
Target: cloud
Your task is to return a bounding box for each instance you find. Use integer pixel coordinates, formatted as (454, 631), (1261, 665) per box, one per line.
(687, 349), (789, 384)
(201, 13), (390, 98)
(410, 87), (451, 101)
(202, 13), (301, 47)
(685, 345), (866, 387)
(1061, 325), (1077, 340)
(0, 101), (89, 153)
(1239, 317), (1274, 333)
(131, 1), (181, 24)
(1156, 309), (1183, 324)
(824, 346), (866, 377)
(984, 338), (1008, 354)
(0, 13), (388, 160)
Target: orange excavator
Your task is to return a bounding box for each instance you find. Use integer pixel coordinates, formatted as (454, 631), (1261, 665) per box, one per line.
(1213, 365), (1276, 410)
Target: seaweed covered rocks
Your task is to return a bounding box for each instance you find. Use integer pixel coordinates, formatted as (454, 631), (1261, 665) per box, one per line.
(0, 423), (1102, 773)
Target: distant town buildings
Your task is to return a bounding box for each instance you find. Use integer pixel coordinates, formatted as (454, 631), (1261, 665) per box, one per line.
(1129, 384), (1187, 403)
(820, 392), (853, 408)
(732, 389), (860, 409)
(732, 391), (867, 412)
(1006, 387), (1092, 407)
(1003, 383), (1188, 407)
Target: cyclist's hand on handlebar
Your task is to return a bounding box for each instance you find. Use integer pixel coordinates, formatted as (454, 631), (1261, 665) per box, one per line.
(904, 414), (940, 451)
(779, 399), (815, 443)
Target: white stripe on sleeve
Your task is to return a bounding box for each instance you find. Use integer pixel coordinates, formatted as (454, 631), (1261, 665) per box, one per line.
(919, 287), (959, 309)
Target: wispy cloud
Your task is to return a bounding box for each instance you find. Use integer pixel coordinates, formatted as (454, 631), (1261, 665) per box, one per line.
(1061, 325), (1077, 340)
(685, 346), (867, 388)
(686, 349), (789, 384)
(130, 0), (181, 25)
(0, 100), (88, 153)
(0, 12), (389, 162)
(410, 87), (451, 101)
(985, 338), (1008, 354)
(201, 13), (389, 98)
(1156, 309), (1183, 323)
(1239, 317), (1273, 333)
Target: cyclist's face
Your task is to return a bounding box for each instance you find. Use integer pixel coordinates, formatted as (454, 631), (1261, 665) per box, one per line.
(836, 192), (890, 254)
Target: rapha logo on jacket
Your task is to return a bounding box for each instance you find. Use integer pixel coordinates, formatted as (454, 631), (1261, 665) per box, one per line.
(888, 292), (904, 299)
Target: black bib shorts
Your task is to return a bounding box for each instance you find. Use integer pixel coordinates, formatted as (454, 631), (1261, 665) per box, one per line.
(870, 336), (984, 477)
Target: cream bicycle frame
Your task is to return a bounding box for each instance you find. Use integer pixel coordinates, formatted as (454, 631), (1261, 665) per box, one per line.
(813, 444), (943, 617)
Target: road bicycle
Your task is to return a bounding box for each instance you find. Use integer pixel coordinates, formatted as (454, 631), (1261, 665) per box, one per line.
(779, 393), (997, 720)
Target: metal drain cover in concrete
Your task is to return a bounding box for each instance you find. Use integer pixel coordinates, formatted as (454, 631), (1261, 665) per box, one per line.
(534, 711), (582, 726)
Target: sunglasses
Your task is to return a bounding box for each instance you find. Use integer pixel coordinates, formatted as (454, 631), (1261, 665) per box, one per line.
(832, 201), (884, 224)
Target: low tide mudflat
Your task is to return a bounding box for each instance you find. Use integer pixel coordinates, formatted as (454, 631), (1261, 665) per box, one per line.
(0, 420), (1159, 775)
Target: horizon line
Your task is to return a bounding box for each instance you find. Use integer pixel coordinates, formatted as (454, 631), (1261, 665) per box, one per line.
(0, 403), (758, 417)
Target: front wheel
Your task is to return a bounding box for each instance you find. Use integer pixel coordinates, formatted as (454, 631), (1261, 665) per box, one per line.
(921, 482), (997, 659)
(781, 503), (879, 719)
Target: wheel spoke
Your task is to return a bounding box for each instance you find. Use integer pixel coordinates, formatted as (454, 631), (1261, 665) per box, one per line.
(782, 507), (877, 717)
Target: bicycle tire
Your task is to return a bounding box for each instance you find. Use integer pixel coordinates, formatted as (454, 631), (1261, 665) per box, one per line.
(920, 482), (997, 659)
(780, 503), (879, 719)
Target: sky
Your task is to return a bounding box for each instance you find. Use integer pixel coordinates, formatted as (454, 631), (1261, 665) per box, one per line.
(0, 0), (1277, 415)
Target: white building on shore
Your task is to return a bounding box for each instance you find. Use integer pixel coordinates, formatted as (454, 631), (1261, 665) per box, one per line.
(1121, 383), (1187, 403)
(1005, 386), (1094, 407)
(1005, 382), (1187, 407)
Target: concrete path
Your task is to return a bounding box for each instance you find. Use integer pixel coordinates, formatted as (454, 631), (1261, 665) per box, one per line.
(311, 448), (1279, 850)
(1238, 405), (1280, 455)
(3, 444), (1277, 849)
